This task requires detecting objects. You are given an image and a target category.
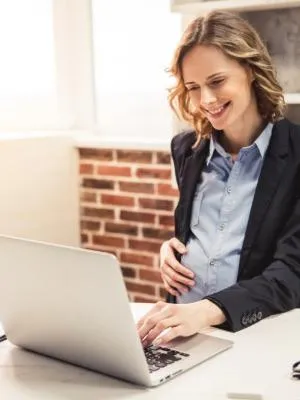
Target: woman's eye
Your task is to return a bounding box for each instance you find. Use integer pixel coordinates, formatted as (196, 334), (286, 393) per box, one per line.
(187, 86), (199, 91)
(210, 79), (224, 87)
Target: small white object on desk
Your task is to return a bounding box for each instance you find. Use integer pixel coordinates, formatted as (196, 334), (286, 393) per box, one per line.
(227, 392), (263, 399)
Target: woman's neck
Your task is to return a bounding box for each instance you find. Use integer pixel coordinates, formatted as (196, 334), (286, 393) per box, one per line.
(219, 112), (265, 158)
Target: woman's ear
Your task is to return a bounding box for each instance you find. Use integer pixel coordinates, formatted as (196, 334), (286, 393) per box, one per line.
(246, 65), (255, 83)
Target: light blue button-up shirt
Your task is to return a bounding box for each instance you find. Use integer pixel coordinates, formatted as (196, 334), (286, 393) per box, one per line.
(177, 123), (273, 304)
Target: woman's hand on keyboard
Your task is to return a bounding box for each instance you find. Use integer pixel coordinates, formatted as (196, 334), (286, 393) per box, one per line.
(160, 238), (195, 296)
(137, 300), (226, 347)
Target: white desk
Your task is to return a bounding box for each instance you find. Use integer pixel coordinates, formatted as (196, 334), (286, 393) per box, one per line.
(0, 304), (299, 400)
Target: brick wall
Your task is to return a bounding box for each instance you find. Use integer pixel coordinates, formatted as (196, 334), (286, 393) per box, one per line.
(78, 147), (179, 302)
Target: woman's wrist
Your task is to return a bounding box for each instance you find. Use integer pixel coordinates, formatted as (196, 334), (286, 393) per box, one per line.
(199, 299), (226, 326)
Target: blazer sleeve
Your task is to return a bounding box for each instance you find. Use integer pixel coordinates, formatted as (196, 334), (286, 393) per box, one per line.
(206, 195), (300, 331)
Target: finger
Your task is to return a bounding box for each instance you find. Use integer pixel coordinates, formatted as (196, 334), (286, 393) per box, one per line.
(162, 279), (179, 296)
(143, 316), (179, 346)
(138, 303), (171, 340)
(136, 301), (166, 330)
(165, 250), (195, 280)
(169, 238), (187, 254)
(153, 325), (184, 346)
(163, 263), (194, 288)
(163, 271), (189, 294)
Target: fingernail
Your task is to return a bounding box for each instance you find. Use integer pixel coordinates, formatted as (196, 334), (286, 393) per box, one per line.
(153, 338), (162, 346)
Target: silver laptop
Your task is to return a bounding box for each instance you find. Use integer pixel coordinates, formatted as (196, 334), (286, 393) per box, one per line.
(0, 234), (233, 387)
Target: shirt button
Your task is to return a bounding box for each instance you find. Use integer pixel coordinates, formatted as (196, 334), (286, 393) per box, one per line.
(209, 259), (215, 266)
(226, 186), (232, 194)
(219, 223), (225, 231)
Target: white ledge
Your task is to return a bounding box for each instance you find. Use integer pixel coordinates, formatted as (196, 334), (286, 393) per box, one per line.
(172, 0), (300, 14)
(0, 131), (170, 151)
(75, 133), (170, 151)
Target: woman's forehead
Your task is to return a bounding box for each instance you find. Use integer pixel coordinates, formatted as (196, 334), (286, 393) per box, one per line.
(182, 45), (242, 81)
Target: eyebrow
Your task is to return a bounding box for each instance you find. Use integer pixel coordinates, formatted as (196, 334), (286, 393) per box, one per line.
(184, 73), (225, 85)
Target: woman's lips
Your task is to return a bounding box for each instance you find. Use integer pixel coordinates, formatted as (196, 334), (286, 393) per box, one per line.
(205, 102), (231, 119)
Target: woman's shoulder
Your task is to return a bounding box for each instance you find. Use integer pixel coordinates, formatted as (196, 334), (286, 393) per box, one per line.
(171, 130), (197, 156)
(277, 117), (300, 137)
(287, 119), (300, 139)
(271, 118), (300, 154)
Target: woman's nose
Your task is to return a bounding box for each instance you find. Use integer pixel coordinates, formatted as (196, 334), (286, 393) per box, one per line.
(201, 87), (217, 107)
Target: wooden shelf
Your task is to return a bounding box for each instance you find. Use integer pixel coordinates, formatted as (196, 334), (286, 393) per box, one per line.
(172, 0), (300, 14)
(284, 93), (300, 105)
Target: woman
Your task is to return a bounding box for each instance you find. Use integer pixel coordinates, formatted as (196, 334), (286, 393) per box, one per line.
(138, 10), (300, 347)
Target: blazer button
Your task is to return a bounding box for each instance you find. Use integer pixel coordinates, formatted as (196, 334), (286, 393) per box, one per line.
(257, 311), (262, 320)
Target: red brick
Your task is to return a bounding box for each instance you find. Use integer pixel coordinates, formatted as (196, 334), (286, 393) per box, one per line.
(139, 198), (174, 211)
(157, 183), (179, 197)
(120, 210), (155, 224)
(81, 220), (101, 231)
(79, 148), (113, 161)
(81, 207), (114, 219)
(120, 252), (154, 267)
(156, 152), (171, 164)
(136, 167), (171, 180)
(159, 215), (174, 227)
(139, 269), (163, 283)
(159, 286), (167, 299)
(81, 233), (89, 244)
(133, 296), (157, 303)
(143, 227), (173, 240)
(93, 235), (125, 248)
(125, 281), (155, 296)
(80, 191), (97, 203)
(102, 194), (135, 207)
(105, 222), (138, 236)
(128, 239), (162, 253)
(97, 165), (131, 177)
(121, 266), (137, 278)
(117, 150), (152, 163)
(80, 163), (94, 174)
(82, 178), (114, 190)
(119, 181), (154, 194)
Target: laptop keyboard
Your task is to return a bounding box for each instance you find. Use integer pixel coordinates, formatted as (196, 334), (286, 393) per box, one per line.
(144, 345), (190, 373)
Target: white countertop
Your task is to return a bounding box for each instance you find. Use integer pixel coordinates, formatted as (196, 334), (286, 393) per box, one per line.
(0, 304), (299, 400)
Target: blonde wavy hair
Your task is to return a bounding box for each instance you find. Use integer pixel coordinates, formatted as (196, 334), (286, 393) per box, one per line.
(168, 10), (286, 144)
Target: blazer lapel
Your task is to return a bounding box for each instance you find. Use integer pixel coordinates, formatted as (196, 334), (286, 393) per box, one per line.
(238, 119), (290, 275)
(177, 139), (209, 243)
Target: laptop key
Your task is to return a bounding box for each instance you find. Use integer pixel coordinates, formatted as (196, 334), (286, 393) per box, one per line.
(178, 351), (190, 357)
(144, 345), (190, 372)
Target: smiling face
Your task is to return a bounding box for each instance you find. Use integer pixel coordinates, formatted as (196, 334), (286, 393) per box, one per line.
(182, 44), (259, 135)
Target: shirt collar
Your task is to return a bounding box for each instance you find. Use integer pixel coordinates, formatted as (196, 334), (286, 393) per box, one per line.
(206, 122), (274, 165)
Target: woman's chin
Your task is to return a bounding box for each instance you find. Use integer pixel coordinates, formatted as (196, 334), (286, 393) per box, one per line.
(209, 119), (227, 131)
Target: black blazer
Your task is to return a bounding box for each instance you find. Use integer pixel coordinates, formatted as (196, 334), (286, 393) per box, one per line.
(169, 118), (300, 331)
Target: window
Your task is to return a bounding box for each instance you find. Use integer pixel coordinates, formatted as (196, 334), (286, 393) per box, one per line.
(92, 0), (181, 142)
(0, 0), (58, 130)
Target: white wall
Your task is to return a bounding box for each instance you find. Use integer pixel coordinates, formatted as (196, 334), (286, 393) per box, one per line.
(0, 134), (80, 246)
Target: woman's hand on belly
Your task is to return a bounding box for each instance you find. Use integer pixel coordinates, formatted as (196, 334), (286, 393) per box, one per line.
(160, 238), (195, 296)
